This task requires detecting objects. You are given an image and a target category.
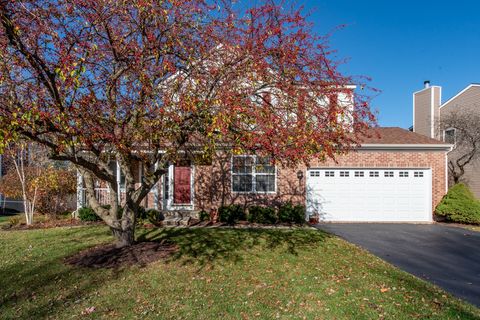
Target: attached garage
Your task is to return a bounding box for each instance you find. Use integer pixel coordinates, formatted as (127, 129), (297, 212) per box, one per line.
(306, 168), (432, 222)
(298, 128), (454, 223)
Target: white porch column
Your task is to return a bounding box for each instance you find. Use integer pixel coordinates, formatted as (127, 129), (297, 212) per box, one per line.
(116, 160), (121, 203)
(153, 162), (159, 210)
(76, 170), (84, 210)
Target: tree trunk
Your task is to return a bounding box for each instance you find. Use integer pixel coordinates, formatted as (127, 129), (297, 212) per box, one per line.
(111, 223), (135, 248)
(111, 204), (137, 247)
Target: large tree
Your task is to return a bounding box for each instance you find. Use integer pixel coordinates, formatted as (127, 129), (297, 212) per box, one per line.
(0, 0), (374, 246)
(440, 110), (480, 185)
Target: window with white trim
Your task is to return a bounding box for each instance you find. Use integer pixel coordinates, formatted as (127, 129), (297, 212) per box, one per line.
(369, 171), (379, 177)
(384, 171), (394, 177)
(399, 171), (409, 177)
(325, 171), (335, 177)
(414, 171), (424, 178)
(232, 156), (275, 193)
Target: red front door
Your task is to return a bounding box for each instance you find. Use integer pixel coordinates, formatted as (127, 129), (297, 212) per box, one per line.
(173, 165), (192, 204)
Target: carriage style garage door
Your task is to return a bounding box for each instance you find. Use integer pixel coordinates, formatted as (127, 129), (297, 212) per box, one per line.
(306, 168), (432, 222)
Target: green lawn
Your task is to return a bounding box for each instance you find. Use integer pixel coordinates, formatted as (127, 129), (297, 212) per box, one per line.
(0, 226), (479, 319)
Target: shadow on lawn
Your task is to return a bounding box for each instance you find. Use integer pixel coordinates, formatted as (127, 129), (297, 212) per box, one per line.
(137, 227), (330, 266)
(0, 227), (116, 319)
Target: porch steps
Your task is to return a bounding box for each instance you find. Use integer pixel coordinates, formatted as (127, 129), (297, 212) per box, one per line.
(161, 210), (198, 226)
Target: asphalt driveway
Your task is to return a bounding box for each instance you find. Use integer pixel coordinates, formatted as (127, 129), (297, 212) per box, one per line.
(315, 223), (480, 307)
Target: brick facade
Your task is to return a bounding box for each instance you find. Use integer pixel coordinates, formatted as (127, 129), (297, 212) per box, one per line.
(192, 149), (447, 217)
(119, 148), (447, 221)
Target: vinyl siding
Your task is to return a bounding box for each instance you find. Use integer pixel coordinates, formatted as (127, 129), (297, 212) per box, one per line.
(433, 87), (441, 139)
(414, 88), (433, 137)
(440, 85), (480, 198)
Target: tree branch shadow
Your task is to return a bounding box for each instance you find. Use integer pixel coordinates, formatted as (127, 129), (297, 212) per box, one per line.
(137, 227), (330, 268)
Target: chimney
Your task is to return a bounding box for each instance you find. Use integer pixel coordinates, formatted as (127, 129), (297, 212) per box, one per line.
(413, 81), (441, 139)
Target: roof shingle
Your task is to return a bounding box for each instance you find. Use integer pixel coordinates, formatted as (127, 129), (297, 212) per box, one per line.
(360, 127), (447, 145)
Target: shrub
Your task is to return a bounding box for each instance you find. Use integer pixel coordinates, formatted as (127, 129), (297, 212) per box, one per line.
(146, 209), (164, 226)
(8, 216), (20, 226)
(435, 183), (480, 224)
(278, 202), (305, 224)
(78, 207), (101, 222)
(136, 206), (147, 220)
(0, 166), (77, 217)
(248, 206), (277, 224)
(35, 168), (77, 216)
(219, 204), (246, 225)
(199, 210), (209, 221)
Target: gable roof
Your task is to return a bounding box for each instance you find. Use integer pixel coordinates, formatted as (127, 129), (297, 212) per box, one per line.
(358, 127), (451, 151)
(440, 84), (480, 108)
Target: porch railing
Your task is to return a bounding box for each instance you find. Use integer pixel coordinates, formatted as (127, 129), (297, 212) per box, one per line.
(78, 188), (111, 207)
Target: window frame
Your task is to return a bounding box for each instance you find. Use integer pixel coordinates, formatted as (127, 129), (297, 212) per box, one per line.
(443, 128), (456, 146)
(231, 155), (277, 194)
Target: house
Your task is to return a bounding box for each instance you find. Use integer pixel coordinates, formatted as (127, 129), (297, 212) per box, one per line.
(413, 81), (480, 197)
(0, 154), (24, 213)
(77, 126), (451, 223)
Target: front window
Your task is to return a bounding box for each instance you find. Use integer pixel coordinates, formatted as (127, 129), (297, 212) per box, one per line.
(444, 128), (456, 145)
(232, 156), (276, 193)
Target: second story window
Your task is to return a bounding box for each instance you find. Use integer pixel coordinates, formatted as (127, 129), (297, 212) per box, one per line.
(444, 128), (456, 145)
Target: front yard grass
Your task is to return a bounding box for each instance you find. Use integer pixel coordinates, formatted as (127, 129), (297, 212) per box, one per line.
(0, 225), (479, 319)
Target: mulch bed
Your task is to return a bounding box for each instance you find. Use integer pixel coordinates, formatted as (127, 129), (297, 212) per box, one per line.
(2, 219), (103, 231)
(65, 241), (177, 269)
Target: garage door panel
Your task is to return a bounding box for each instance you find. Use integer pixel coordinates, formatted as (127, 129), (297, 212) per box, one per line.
(306, 169), (431, 222)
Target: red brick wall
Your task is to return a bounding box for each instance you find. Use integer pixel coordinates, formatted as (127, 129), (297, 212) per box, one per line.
(193, 150), (447, 215)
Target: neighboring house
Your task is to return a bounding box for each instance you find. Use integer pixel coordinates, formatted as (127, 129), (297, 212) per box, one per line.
(413, 81), (480, 197)
(77, 127), (451, 223)
(0, 154), (24, 213)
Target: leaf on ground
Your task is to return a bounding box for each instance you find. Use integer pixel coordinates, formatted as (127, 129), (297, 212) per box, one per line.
(81, 306), (95, 315)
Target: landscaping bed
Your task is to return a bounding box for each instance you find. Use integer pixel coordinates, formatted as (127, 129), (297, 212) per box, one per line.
(65, 241), (177, 269)
(0, 214), (103, 230)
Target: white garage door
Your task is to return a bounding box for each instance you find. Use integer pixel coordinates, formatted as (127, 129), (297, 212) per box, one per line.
(306, 169), (432, 222)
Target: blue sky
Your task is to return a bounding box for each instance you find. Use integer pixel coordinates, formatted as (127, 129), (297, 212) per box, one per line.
(296, 0), (480, 128)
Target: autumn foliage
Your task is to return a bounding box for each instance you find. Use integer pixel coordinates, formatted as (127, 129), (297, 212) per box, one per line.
(0, 165), (76, 216)
(0, 0), (375, 246)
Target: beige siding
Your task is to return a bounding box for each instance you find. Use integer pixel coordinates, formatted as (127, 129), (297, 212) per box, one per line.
(414, 88), (433, 137)
(433, 87), (441, 139)
(459, 159), (480, 199)
(414, 86), (442, 139)
(441, 85), (480, 198)
(441, 85), (480, 115)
